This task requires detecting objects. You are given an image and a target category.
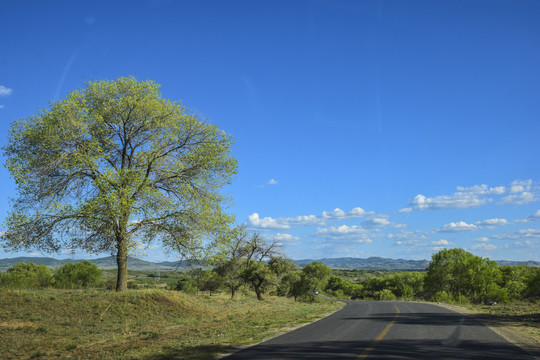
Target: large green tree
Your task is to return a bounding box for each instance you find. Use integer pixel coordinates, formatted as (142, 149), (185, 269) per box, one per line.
(2, 77), (237, 291)
(425, 248), (502, 303)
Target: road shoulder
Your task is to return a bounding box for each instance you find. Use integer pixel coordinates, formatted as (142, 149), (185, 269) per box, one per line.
(436, 303), (540, 358)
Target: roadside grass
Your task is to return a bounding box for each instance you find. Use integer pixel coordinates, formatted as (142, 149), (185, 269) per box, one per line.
(438, 300), (540, 355)
(0, 289), (342, 359)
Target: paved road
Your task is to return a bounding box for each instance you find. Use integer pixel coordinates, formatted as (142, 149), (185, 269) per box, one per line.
(224, 301), (538, 359)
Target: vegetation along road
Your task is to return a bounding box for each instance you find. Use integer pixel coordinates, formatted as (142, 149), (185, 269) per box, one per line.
(224, 300), (538, 359)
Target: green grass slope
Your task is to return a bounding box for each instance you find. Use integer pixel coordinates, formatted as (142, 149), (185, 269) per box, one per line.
(0, 289), (342, 359)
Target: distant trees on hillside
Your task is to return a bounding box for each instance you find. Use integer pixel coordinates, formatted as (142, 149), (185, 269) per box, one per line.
(0, 262), (54, 289)
(0, 261), (102, 289)
(2, 247), (538, 305)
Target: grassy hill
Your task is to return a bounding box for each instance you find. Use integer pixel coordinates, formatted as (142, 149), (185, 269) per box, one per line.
(0, 289), (342, 359)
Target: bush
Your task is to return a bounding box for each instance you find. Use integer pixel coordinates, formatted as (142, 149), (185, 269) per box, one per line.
(54, 261), (102, 288)
(1, 262), (54, 289)
(525, 269), (540, 298)
(454, 294), (469, 304)
(196, 271), (222, 295)
(486, 284), (509, 303)
(348, 284), (364, 299)
(434, 291), (453, 303)
(175, 279), (198, 294)
(375, 289), (397, 301)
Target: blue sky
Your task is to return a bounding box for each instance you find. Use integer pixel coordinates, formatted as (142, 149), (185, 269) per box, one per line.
(1, 0), (539, 262)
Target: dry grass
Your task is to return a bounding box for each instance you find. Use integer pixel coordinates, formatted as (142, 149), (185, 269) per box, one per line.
(0, 289), (342, 359)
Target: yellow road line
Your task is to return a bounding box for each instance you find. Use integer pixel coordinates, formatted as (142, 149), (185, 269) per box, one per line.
(357, 304), (400, 359)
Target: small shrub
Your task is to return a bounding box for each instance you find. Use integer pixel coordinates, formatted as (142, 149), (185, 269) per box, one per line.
(139, 331), (160, 340)
(376, 289), (397, 301)
(486, 284), (509, 303)
(454, 294), (469, 304)
(434, 291), (453, 303)
(175, 279), (198, 294)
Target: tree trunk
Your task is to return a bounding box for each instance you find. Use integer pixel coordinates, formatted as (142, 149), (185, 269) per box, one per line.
(116, 235), (128, 292)
(255, 283), (263, 300)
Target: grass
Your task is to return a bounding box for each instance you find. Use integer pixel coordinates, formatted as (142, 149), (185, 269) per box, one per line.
(438, 300), (540, 355)
(0, 289), (343, 359)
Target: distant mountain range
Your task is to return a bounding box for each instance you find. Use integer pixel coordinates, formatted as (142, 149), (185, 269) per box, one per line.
(294, 257), (432, 270)
(0, 256), (194, 272)
(0, 255), (538, 272)
(295, 257), (540, 270)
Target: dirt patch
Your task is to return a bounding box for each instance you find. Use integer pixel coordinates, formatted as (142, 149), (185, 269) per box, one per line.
(0, 319), (39, 329)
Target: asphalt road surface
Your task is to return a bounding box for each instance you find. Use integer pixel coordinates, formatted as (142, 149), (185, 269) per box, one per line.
(224, 301), (538, 359)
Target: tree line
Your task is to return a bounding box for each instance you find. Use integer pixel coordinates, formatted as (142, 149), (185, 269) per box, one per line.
(324, 248), (539, 304)
(190, 245), (539, 304)
(2, 244), (539, 305)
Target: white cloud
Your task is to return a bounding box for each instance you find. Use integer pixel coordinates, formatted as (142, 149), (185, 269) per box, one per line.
(394, 240), (419, 246)
(498, 192), (537, 205)
(410, 180), (539, 211)
(361, 217), (391, 228)
(316, 225), (374, 243)
(267, 179), (278, 185)
(431, 246), (448, 252)
(512, 239), (540, 249)
(435, 221), (478, 233)
(322, 207), (373, 219)
(247, 212), (325, 229)
(317, 224), (369, 235)
(396, 207), (412, 214)
(322, 208), (346, 218)
(0, 85), (13, 96)
(349, 207), (372, 217)
(287, 215), (325, 227)
(387, 230), (427, 242)
(271, 233), (301, 245)
(410, 193), (486, 210)
(474, 237), (490, 242)
(513, 210), (540, 223)
(475, 218), (508, 228)
(273, 233), (299, 241)
(472, 243), (497, 251)
(456, 184), (506, 195)
(493, 228), (540, 240)
(248, 206), (378, 230)
(509, 179), (533, 193)
(0, 105), (4, 109)
(432, 239), (451, 245)
(248, 213), (291, 229)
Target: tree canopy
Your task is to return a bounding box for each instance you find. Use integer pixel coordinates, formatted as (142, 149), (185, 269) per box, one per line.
(2, 77), (237, 291)
(425, 248), (502, 303)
